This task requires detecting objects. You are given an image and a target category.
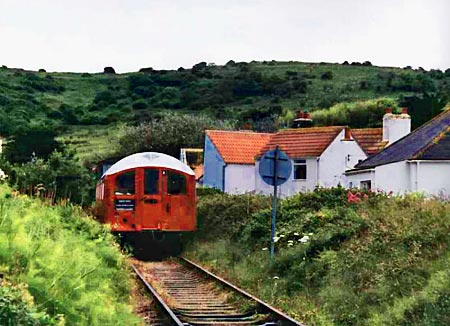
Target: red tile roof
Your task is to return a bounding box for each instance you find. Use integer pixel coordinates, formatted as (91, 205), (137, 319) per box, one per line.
(193, 164), (203, 181)
(351, 128), (387, 155)
(259, 126), (345, 158)
(206, 130), (272, 164)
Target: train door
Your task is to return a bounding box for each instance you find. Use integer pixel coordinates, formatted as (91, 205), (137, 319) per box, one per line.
(161, 169), (189, 230)
(135, 168), (163, 230)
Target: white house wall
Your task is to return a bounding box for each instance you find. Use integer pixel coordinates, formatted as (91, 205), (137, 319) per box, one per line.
(373, 161), (410, 194)
(345, 170), (374, 189)
(410, 161), (450, 196)
(346, 160), (450, 196)
(319, 130), (367, 187)
(224, 164), (256, 194)
(255, 158), (318, 196)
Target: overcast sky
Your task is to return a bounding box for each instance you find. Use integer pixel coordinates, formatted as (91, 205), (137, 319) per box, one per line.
(0, 0), (448, 73)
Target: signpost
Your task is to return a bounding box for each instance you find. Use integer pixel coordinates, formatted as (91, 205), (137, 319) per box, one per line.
(258, 146), (291, 260)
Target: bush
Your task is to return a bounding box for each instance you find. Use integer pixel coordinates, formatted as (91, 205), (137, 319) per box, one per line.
(311, 98), (399, 128)
(0, 185), (140, 326)
(187, 190), (450, 326)
(116, 113), (235, 158)
(0, 283), (59, 326)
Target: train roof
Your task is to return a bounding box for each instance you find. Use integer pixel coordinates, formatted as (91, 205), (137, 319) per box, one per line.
(102, 152), (195, 177)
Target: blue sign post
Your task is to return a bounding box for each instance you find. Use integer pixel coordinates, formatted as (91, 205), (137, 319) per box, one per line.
(259, 146), (291, 260)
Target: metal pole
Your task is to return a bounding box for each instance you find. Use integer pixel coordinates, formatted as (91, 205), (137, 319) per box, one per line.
(270, 146), (279, 260)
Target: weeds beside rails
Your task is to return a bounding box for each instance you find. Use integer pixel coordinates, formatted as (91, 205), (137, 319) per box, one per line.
(186, 187), (450, 326)
(0, 184), (141, 326)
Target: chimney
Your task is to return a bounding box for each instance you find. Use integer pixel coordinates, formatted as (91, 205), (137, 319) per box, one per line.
(343, 127), (351, 141)
(382, 107), (411, 145)
(293, 110), (313, 128)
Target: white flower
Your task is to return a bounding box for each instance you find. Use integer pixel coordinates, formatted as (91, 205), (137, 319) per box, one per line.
(308, 232), (313, 236)
(294, 232), (299, 236)
(262, 247), (268, 251)
(273, 276), (279, 279)
(273, 236), (280, 243)
(280, 234), (286, 238)
(299, 235), (310, 243)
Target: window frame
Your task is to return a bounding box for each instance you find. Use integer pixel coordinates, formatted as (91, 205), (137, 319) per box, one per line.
(293, 159), (307, 180)
(114, 171), (135, 195)
(360, 180), (372, 191)
(144, 168), (160, 195)
(166, 170), (187, 195)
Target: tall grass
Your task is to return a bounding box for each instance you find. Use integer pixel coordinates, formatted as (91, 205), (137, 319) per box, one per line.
(0, 184), (141, 326)
(186, 190), (450, 326)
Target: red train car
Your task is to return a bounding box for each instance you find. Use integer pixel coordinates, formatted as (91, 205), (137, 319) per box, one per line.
(95, 152), (196, 255)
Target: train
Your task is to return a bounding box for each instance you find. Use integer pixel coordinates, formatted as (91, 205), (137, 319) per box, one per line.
(95, 152), (197, 256)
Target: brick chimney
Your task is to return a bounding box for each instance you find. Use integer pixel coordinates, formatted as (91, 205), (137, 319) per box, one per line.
(293, 110), (313, 128)
(382, 107), (411, 145)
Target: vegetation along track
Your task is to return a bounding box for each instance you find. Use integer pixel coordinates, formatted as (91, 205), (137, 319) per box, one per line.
(132, 257), (304, 326)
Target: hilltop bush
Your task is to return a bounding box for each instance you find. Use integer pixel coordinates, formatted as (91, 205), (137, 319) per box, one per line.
(311, 98), (399, 127)
(0, 185), (140, 326)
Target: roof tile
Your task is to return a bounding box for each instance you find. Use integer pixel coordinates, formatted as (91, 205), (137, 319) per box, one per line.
(206, 130), (272, 164)
(259, 126), (345, 158)
(351, 128), (386, 155)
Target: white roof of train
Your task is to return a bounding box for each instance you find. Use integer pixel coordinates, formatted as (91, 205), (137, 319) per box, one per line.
(103, 152), (195, 177)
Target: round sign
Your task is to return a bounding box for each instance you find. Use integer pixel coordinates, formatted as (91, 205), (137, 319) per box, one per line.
(259, 148), (292, 186)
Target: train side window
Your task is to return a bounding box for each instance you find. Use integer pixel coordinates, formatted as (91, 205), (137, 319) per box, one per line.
(115, 171), (135, 195)
(167, 171), (186, 195)
(144, 169), (159, 194)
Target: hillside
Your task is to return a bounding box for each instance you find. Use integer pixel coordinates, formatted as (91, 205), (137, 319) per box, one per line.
(0, 61), (449, 162)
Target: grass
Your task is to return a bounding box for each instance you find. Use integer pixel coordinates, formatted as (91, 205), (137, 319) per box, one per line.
(57, 124), (125, 163)
(0, 183), (141, 326)
(185, 189), (450, 326)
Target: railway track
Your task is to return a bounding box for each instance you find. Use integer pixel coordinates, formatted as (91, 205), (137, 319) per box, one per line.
(132, 257), (305, 326)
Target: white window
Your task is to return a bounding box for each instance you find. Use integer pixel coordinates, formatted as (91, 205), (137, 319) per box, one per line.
(293, 159), (307, 180)
(360, 180), (372, 190)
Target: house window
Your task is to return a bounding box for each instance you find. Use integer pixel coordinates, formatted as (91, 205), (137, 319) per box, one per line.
(360, 180), (372, 190)
(115, 171), (135, 195)
(293, 159), (307, 180)
(349, 181), (353, 188)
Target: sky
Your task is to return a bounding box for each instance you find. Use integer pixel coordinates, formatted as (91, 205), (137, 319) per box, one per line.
(0, 0), (448, 73)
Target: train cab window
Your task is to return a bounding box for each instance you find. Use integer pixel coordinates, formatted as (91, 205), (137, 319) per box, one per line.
(167, 171), (186, 195)
(144, 169), (159, 194)
(115, 171), (135, 195)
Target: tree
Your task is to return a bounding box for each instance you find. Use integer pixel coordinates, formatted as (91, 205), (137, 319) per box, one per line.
(4, 125), (61, 163)
(117, 113), (235, 158)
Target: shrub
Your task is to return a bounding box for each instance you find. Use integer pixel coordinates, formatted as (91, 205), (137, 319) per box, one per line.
(0, 184), (140, 325)
(320, 71), (333, 80)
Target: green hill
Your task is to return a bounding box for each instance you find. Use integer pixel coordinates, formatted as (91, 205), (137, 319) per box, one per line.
(0, 61), (449, 160)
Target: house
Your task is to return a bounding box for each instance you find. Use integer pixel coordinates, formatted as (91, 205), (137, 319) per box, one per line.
(346, 108), (450, 196)
(255, 126), (367, 196)
(203, 130), (271, 193)
(180, 148), (204, 186)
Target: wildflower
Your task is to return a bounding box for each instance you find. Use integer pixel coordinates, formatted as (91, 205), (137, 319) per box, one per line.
(280, 234), (286, 238)
(273, 276), (279, 279)
(299, 235), (310, 243)
(262, 247), (268, 251)
(273, 236), (280, 243)
(294, 232), (299, 236)
(308, 232), (313, 236)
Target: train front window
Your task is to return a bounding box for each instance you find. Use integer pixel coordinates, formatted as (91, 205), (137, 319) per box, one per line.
(167, 171), (186, 195)
(144, 169), (159, 194)
(115, 171), (135, 195)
